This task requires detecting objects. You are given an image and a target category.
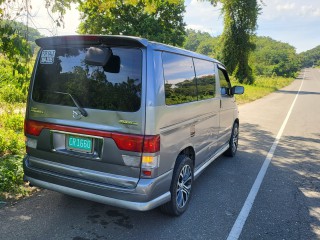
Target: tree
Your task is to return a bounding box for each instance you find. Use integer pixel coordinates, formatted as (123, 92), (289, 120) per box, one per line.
(250, 36), (299, 77)
(299, 45), (320, 68)
(183, 29), (212, 52)
(210, 0), (261, 84)
(78, 0), (186, 46)
(0, 21), (32, 79)
(0, 0), (44, 83)
(183, 29), (219, 58)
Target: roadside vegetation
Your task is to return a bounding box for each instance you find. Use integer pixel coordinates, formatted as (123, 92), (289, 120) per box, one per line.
(0, 55), (35, 202)
(0, 104), (28, 201)
(1, 0), (319, 203)
(232, 76), (294, 104)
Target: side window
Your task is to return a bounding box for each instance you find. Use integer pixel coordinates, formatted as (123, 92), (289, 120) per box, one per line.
(218, 68), (231, 96)
(193, 59), (216, 100)
(163, 52), (197, 105)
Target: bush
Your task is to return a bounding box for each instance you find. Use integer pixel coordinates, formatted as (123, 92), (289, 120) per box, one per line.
(0, 107), (26, 198)
(0, 109), (25, 156)
(0, 128), (25, 156)
(0, 84), (26, 103)
(3, 113), (24, 132)
(0, 155), (25, 194)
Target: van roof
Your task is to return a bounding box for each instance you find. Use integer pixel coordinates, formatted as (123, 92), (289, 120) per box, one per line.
(35, 35), (220, 64)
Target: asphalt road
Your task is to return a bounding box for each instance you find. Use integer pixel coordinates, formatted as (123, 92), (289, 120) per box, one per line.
(1, 68), (319, 240)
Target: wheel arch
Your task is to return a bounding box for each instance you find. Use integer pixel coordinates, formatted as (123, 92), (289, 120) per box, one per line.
(173, 146), (195, 170)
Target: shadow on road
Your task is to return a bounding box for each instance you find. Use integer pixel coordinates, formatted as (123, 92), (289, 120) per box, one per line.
(237, 122), (320, 239)
(0, 122), (319, 240)
(276, 90), (320, 95)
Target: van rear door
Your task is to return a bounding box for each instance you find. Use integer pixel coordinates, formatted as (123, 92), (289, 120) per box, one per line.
(25, 36), (147, 188)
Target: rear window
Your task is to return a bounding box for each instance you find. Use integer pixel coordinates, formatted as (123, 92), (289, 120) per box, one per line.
(32, 47), (142, 112)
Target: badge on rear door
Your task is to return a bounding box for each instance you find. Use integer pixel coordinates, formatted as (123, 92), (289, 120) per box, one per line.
(73, 110), (82, 120)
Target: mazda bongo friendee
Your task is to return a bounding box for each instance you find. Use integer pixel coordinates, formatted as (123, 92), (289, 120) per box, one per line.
(23, 35), (244, 216)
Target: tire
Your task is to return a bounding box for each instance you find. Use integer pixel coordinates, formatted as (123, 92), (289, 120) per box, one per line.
(224, 122), (239, 157)
(160, 155), (193, 216)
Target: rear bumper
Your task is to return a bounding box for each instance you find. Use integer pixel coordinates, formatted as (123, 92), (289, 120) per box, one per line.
(23, 155), (172, 211)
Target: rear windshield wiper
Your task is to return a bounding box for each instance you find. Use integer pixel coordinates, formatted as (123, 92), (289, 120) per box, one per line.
(46, 91), (88, 117)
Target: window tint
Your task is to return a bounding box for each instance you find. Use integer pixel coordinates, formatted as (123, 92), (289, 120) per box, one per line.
(163, 52), (197, 105)
(218, 68), (231, 95)
(32, 47), (142, 112)
(193, 58), (216, 100)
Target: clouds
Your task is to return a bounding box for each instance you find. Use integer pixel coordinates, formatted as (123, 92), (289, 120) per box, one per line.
(261, 0), (320, 20)
(276, 3), (296, 11)
(184, 0), (223, 36)
(257, 0), (320, 52)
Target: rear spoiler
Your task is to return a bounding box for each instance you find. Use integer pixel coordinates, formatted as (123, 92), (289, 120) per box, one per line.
(35, 35), (148, 48)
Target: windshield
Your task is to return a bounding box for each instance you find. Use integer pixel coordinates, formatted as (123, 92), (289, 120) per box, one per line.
(32, 47), (142, 112)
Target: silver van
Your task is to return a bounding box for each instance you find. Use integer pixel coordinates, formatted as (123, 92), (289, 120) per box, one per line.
(23, 35), (244, 216)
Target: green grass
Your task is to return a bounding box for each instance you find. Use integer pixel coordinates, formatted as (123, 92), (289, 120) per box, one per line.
(232, 76), (294, 104)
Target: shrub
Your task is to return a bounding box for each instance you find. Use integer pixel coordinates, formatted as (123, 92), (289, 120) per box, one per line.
(0, 128), (24, 156)
(3, 113), (24, 132)
(0, 155), (25, 194)
(0, 84), (26, 103)
(0, 109), (26, 197)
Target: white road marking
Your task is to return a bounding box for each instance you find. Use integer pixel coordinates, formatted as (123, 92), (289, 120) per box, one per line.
(227, 71), (305, 240)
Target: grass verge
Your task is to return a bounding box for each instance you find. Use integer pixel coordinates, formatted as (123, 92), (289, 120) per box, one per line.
(232, 76), (294, 104)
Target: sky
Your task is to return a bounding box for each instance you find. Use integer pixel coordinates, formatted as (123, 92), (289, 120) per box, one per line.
(26, 0), (320, 53)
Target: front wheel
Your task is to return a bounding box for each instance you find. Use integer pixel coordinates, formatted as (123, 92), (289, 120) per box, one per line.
(160, 155), (193, 216)
(224, 122), (239, 157)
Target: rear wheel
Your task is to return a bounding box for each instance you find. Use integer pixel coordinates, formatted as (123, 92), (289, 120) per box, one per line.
(224, 122), (239, 157)
(160, 155), (193, 216)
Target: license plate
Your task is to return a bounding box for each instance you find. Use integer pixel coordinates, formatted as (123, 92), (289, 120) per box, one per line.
(67, 135), (93, 153)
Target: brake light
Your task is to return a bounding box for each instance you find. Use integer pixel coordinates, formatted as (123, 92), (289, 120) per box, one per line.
(36, 35), (101, 47)
(24, 119), (45, 136)
(112, 134), (144, 152)
(63, 35), (99, 42)
(24, 120), (160, 153)
(143, 135), (160, 153)
(111, 134), (160, 153)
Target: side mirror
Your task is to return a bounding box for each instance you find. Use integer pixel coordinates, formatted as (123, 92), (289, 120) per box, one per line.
(231, 86), (244, 95)
(85, 47), (112, 66)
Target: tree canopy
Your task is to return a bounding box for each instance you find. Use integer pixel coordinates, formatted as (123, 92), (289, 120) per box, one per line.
(217, 0), (260, 84)
(250, 37), (299, 77)
(183, 29), (219, 58)
(299, 45), (320, 68)
(78, 0), (186, 46)
(183, 31), (300, 78)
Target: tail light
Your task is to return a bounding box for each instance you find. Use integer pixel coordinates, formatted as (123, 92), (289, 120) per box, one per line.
(112, 134), (160, 153)
(25, 120), (161, 176)
(25, 119), (160, 153)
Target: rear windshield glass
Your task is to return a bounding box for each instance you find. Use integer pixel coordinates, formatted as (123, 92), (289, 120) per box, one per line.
(32, 47), (142, 112)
